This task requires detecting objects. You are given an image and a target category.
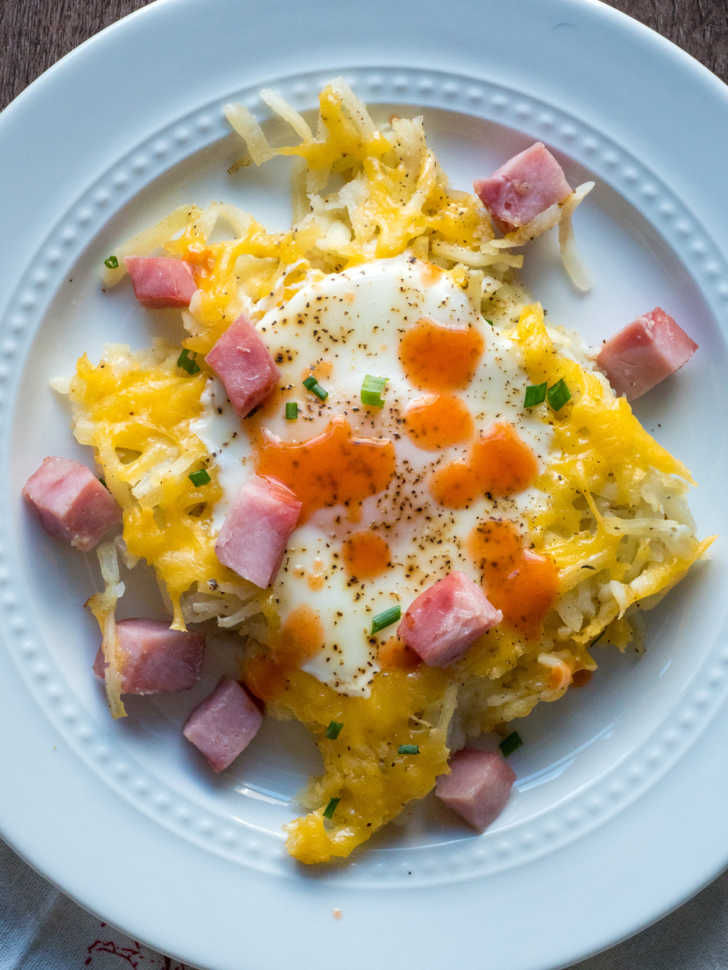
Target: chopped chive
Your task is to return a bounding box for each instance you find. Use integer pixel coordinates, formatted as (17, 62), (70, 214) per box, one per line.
(485, 318), (494, 327)
(371, 605), (401, 634)
(189, 469), (211, 487)
(361, 374), (388, 408)
(524, 381), (547, 408)
(398, 744), (419, 755)
(499, 731), (523, 757)
(323, 796), (340, 819)
(547, 378), (571, 411)
(303, 375), (328, 400)
(325, 720), (343, 739)
(285, 401), (299, 420)
(177, 348), (200, 375)
(104, 255), (119, 269)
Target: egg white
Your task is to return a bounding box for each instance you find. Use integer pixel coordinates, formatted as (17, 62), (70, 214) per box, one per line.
(192, 256), (553, 695)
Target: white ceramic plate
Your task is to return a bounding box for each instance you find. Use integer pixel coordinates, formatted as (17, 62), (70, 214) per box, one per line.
(2, 2), (728, 968)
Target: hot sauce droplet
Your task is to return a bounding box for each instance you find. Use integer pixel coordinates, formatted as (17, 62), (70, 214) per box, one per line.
(273, 605), (324, 668)
(307, 558), (326, 590)
(430, 422), (538, 507)
(420, 262), (444, 286)
(256, 417), (396, 522)
(302, 359), (334, 382)
(342, 530), (391, 579)
(468, 519), (558, 638)
(404, 394), (474, 451)
(399, 317), (484, 391)
(377, 635), (421, 671)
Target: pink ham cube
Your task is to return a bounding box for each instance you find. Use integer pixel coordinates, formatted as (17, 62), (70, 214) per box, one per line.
(435, 749), (516, 831)
(596, 307), (698, 400)
(398, 571), (502, 668)
(205, 316), (279, 418)
(474, 142), (572, 233)
(23, 456), (121, 552)
(215, 475), (301, 588)
(183, 677), (263, 772)
(125, 257), (197, 308)
(93, 618), (204, 694)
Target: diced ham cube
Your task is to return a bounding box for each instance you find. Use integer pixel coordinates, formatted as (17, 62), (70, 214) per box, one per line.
(398, 571), (502, 667)
(435, 749), (516, 831)
(215, 475), (301, 588)
(205, 316), (279, 418)
(474, 142), (572, 233)
(92, 618), (204, 694)
(596, 307), (698, 400)
(124, 257), (197, 308)
(183, 677), (263, 772)
(22, 456), (121, 552)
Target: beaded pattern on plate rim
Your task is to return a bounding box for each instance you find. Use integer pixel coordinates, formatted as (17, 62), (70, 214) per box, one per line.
(2, 66), (728, 887)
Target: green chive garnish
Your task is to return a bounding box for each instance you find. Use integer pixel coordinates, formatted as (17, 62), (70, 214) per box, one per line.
(524, 381), (547, 408)
(323, 797), (340, 819)
(398, 744), (419, 755)
(325, 721), (343, 739)
(303, 375), (328, 400)
(177, 348), (200, 375)
(499, 731), (523, 757)
(104, 255), (119, 269)
(189, 469), (211, 487)
(360, 374), (388, 408)
(485, 318), (494, 327)
(371, 605), (401, 634)
(547, 378), (571, 411)
(285, 401), (299, 420)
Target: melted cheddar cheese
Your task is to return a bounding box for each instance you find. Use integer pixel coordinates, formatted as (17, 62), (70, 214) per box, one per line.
(70, 345), (259, 627)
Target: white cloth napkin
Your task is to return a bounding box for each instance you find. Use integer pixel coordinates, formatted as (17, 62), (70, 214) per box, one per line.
(2, 836), (727, 969)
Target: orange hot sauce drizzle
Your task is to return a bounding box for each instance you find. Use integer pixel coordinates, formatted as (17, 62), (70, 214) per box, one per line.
(399, 317), (484, 392)
(468, 520), (559, 638)
(256, 416), (396, 522)
(378, 636), (421, 671)
(430, 421), (539, 508)
(244, 605), (324, 703)
(403, 394), (474, 450)
(419, 262), (444, 287)
(342, 530), (391, 580)
(302, 360), (334, 382)
(307, 558), (326, 591)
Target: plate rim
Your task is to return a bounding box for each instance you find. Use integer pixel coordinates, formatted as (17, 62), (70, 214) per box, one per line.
(5, 60), (728, 886)
(1, 1), (728, 968)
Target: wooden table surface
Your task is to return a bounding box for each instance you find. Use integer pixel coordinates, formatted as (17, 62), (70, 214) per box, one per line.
(1, 3), (727, 970)
(1, 0), (727, 108)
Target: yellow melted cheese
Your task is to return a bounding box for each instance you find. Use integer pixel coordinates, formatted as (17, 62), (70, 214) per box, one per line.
(70, 346), (255, 627)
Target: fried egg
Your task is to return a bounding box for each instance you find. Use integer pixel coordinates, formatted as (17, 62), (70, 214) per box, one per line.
(192, 254), (553, 695)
